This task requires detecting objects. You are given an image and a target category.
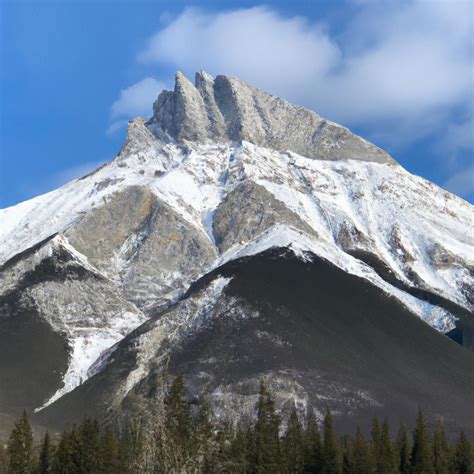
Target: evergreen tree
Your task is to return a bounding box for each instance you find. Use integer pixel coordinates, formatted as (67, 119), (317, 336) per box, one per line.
(38, 431), (52, 474)
(77, 417), (101, 472)
(371, 416), (382, 470)
(164, 373), (192, 463)
(194, 397), (214, 467)
(7, 410), (33, 474)
(397, 423), (411, 474)
(410, 410), (433, 473)
(376, 417), (397, 473)
(432, 421), (450, 474)
(281, 407), (304, 472)
(224, 422), (249, 473)
(322, 409), (342, 474)
(52, 426), (81, 474)
(120, 419), (146, 474)
(452, 431), (473, 474)
(99, 426), (122, 473)
(346, 426), (373, 473)
(254, 379), (281, 473)
(304, 412), (323, 472)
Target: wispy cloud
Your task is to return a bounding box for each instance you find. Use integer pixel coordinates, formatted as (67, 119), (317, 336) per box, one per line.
(108, 77), (166, 134)
(137, 2), (473, 139)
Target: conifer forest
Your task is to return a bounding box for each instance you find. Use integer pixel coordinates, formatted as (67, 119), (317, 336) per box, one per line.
(1, 377), (472, 473)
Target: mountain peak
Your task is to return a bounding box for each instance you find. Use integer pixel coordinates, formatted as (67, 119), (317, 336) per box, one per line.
(148, 71), (394, 164)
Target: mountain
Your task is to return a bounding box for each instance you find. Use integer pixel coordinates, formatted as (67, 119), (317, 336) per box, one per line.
(0, 71), (473, 438)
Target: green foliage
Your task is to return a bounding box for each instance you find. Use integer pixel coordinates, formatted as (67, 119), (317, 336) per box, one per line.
(7, 410), (33, 474)
(38, 431), (52, 474)
(254, 379), (281, 472)
(452, 431), (473, 474)
(432, 421), (450, 474)
(410, 410), (434, 473)
(281, 407), (304, 472)
(164, 373), (192, 462)
(99, 426), (123, 473)
(322, 408), (343, 473)
(52, 426), (81, 474)
(304, 411), (323, 472)
(346, 426), (373, 473)
(397, 423), (411, 474)
(377, 417), (398, 473)
(5, 380), (473, 474)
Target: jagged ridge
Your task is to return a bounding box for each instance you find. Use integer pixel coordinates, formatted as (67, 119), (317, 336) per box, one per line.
(148, 71), (393, 164)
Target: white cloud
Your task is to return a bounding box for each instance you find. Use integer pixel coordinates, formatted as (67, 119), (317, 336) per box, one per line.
(111, 77), (166, 119)
(443, 165), (474, 198)
(138, 7), (340, 98)
(108, 77), (166, 134)
(136, 2), (473, 143)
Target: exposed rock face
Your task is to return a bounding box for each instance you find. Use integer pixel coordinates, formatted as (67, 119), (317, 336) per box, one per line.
(66, 186), (157, 275)
(66, 185), (217, 311)
(0, 235), (145, 412)
(120, 197), (217, 311)
(213, 180), (316, 252)
(149, 71), (393, 164)
(0, 70), (473, 439)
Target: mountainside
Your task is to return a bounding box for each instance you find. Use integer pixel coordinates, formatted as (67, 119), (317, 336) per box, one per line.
(0, 71), (473, 437)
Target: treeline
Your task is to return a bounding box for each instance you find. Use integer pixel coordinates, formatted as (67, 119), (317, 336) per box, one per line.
(1, 376), (473, 473)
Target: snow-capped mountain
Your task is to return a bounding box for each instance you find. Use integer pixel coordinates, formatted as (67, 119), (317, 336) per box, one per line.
(0, 71), (472, 436)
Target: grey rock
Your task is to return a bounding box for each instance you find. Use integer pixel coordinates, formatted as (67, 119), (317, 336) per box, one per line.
(65, 186), (157, 276)
(66, 185), (217, 311)
(148, 71), (394, 164)
(121, 197), (217, 311)
(213, 180), (316, 252)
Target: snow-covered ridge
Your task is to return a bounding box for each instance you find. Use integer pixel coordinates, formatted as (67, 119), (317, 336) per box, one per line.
(1, 122), (471, 310)
(1, 116), (473, 406)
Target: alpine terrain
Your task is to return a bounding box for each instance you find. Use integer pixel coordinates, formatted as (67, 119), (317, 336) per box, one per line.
(0, 71), (473, 439)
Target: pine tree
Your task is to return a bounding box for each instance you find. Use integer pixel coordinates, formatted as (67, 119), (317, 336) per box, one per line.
(410, 410), (433, 473)
(7, 410), (33, 474)
(397, 423), (411, 474)
(304, 412), (323, 472)
(121, 419), (146, 474)
(432, 421), (450, 474)
(38, 431), (52, 474)
(224, 422), (249, 473)
(376, 417), (397, 473)
(77, 417), (101, 472)
(254, 379), (280, 473)
(371, 416), (382, 471)
(322, 409), (342, 474)
(346, 426), (373, 473)
(281, 407), (304, 472)
(165, 374), (191, 443)
(164, 374), (192, 468)
(99, 426), (122, 473)
(52, 425), (82, 473)
(452, 431), (473, 474)
(194, 397), (214, 467)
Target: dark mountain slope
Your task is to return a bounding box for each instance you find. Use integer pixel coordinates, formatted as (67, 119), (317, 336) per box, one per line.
(35, 249), (474, 438)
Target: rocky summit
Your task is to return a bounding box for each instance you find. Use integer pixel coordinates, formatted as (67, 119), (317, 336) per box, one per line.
(0, 71), (473, 440)
(149, 71), (392, 163)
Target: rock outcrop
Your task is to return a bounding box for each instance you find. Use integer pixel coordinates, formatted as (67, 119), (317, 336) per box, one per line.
(148, 71), (394, 164)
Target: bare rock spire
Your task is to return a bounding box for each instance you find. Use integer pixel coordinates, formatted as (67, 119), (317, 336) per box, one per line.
(148, 71), (394, 164)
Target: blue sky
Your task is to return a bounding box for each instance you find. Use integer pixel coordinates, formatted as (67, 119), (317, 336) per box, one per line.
(1, 0), (473, 207)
